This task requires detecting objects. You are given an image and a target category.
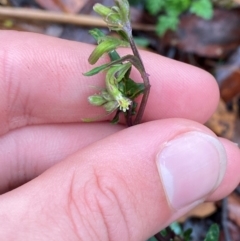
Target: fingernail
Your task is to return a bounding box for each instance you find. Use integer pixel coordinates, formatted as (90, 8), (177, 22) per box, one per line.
(157, 131), (227, 210)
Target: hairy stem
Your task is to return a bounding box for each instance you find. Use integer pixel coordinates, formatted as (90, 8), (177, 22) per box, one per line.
(126, 32), (151, 125)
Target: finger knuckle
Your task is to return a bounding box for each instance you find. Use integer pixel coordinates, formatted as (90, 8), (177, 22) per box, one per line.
(66, 168), (133, 241)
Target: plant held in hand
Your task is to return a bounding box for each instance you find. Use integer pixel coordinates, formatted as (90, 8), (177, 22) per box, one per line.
(83, 0), (150, 126)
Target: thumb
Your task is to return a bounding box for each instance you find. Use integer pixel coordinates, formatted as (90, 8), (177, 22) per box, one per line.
(0, 119), (239, 241)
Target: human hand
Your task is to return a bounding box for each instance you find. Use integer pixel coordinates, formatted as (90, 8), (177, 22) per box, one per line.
(0, 31), (239, 241)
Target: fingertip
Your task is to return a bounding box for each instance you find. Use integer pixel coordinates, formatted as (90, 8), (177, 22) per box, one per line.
(207, 138), (240, 201)
(133, 50), (220, 123)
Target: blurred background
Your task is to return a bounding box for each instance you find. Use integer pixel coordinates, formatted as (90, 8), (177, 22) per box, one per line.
(0, 0), (240, 240)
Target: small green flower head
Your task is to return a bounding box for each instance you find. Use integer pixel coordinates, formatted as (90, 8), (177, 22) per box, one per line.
(93, 0), (130, 32)
(93, 3), (123, 31)
(105, 64), (132, 112)
(87, 62), (132, 114)
(101, 90), (114, 102)
(114, 0), (130, 25)
(88, 95), (107, 106)
(115, 94), (132, 112)
(103, 100), (119, 113)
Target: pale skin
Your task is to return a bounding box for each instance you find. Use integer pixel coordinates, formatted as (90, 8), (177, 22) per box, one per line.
(0, 31), (239, 240)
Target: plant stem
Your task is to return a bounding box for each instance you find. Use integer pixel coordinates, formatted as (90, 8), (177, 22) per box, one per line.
(126, 105), (133, 127)
(126, 32), (151, 125)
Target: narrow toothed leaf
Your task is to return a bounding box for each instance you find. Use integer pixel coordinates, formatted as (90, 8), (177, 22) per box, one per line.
(83, 55), (135, 76)
(83, 63), (109, 76)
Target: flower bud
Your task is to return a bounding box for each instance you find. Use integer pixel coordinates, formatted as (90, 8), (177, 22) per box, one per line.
(93, 3), (123, 31)
(114, 0), (130, 25)
(88, 95), (107, 106)
(103, 100), (119, 113)
(117, 96), (132, 112)
(101, 90), (114, 102)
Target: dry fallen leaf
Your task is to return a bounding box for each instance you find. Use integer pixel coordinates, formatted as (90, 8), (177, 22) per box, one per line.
(35, 0), (87, 13)
(206, 99), (237, 140)
(162, 9), (240, 58)
(220, 70), (240, 103)
(178, 202), (217, 222)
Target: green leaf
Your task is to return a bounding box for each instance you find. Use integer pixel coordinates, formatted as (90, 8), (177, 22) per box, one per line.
(115, 0), (131, 25)
(183, 228), (192, 241)
(160, 229), (167, 237)
(109, 50), (121, 61)
(106, 63), (132, 84)
(117, 30), (130, 42)
(83, 55), (138, 76)
(89, 28), (106, 43)
(170, 222), (182, 235)
(204, 224), (220, 241)
(88, 37), (129, 65)
(147, 237), (158, 241)
(145, 0), (191, 16)
(133, 37), (150, 47)
(83, 63), (110, 76)
(125, 78), (145, 99)
(156, 14), (179, 36)
(178, 0), (191, 11)
(88, 29), (121, 61)
(111, 110), (121, 124)
(190, 0), (213, 20)
(145, 0), (165, 15)
(166, 0), (191, 16)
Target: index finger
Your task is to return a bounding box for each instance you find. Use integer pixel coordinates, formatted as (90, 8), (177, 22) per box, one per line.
(0, 30), (219, 135)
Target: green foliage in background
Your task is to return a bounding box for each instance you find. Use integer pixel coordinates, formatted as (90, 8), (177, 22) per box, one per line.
(129, 0), (213, 36)
(146, 222), (219, 241)
(204, 224), (220, 241)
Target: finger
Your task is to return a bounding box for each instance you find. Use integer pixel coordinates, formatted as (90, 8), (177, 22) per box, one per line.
(207, 138), (240, 201)
(0, 119), (239, 240)
(0, 122), (124, 194)
(0, 31), (218, 135)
